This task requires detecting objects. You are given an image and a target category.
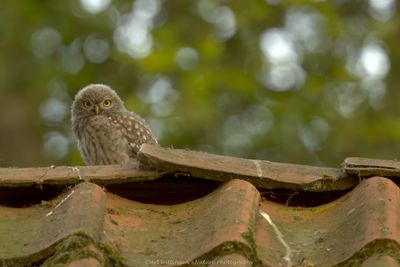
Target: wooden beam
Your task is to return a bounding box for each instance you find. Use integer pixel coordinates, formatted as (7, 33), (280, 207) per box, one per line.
(138, 145), (358, 191)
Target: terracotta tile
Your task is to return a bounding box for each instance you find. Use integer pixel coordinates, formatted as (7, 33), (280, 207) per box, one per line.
(102, 179), (260, 266)
(138, 144), (356, 191)
(0, 164), (161, 187)
(361, 255), (400, 267)
(207, 254), (253, 267)
(67, 258), (102, 267)
(256, 176), (400, 266)
(0, 159), (399, 267)
(0, 182), (106, 265)
(344, 157), (400, 180)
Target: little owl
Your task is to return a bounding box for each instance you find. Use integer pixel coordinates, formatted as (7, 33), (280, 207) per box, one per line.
(71, 84), (158, 165)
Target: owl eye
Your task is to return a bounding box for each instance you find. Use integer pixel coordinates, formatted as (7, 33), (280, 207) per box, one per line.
(103, 99), (112, 108)
(82, 100), (92, 109)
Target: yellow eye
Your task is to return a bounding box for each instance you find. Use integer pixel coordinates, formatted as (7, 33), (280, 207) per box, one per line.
(82, 100), (92, 109)
(103, 99), (112, 108)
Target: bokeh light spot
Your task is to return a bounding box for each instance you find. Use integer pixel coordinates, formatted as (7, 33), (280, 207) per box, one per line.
(368, 0), (395, 21)
(299, 117), (330, 151)
(259, 63), (306, 92)
(43, 131), (69, 159)
(39, 98), (69, 125)
(80, 0), (111, 14)
(138, 77), (180, 117)
(84, 36), (110, 63)
(31, 27), (62, 59)
(175, 47), (199, 70)
(356, 42), (390, 79)
(260, 29), (299, 64)
(198, 2), (236, 40)
(57, 39), (85, 74)
(113, 0), (161, 59)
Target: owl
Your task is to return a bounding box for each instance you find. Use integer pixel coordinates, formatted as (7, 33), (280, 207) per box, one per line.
(71, 84), (158, 165)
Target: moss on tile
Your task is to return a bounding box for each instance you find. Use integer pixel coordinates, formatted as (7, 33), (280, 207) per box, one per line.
(241, 230), (262, 266)
(333, 239), (400, 267)
(41, 233), (102, 267)
(98, 242), (126, 267)
(183, 241), (254, 267)
(377, 181), (386, 192)
(40, 232), (125, 267)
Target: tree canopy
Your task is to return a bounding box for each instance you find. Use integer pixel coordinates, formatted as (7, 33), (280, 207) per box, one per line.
(0, 0), (399, 167)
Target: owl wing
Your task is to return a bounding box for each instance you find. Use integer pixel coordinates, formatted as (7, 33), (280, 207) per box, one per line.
(107, 112), (158, 157)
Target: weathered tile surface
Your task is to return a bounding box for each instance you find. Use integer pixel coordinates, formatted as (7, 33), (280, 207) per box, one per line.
(138, 145), (357, 191)
(0, 182), (106, 266)
(0, 164), (162, 187)
(102, 179), (260, 266)
(361, 255), (400, 267)
(256, 176), (400, 266)
(0, 150), (399, 266)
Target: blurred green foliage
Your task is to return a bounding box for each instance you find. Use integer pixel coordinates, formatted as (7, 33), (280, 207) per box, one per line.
(0, 0), (399, 167)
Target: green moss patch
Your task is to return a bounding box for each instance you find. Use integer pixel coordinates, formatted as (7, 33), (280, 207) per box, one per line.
(40, 233), (125, 267)
(334, 239), (400, 267)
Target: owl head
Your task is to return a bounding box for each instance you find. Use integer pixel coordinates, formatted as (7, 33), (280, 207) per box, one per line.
(71, 84), (125, 118)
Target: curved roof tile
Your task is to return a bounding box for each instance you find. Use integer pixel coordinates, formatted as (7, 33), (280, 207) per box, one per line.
(0, 146), (399, 266)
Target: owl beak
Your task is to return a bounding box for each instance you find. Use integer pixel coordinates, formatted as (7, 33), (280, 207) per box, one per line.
(94, 104), (100, 115)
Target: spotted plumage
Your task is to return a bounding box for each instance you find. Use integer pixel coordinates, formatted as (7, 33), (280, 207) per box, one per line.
(71, 84), (158, 165)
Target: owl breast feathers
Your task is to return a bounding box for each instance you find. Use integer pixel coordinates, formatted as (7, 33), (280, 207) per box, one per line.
(71, 84), (158, 165)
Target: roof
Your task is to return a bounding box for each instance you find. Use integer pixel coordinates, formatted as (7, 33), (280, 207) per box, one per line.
(0, 145), (399, 266)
